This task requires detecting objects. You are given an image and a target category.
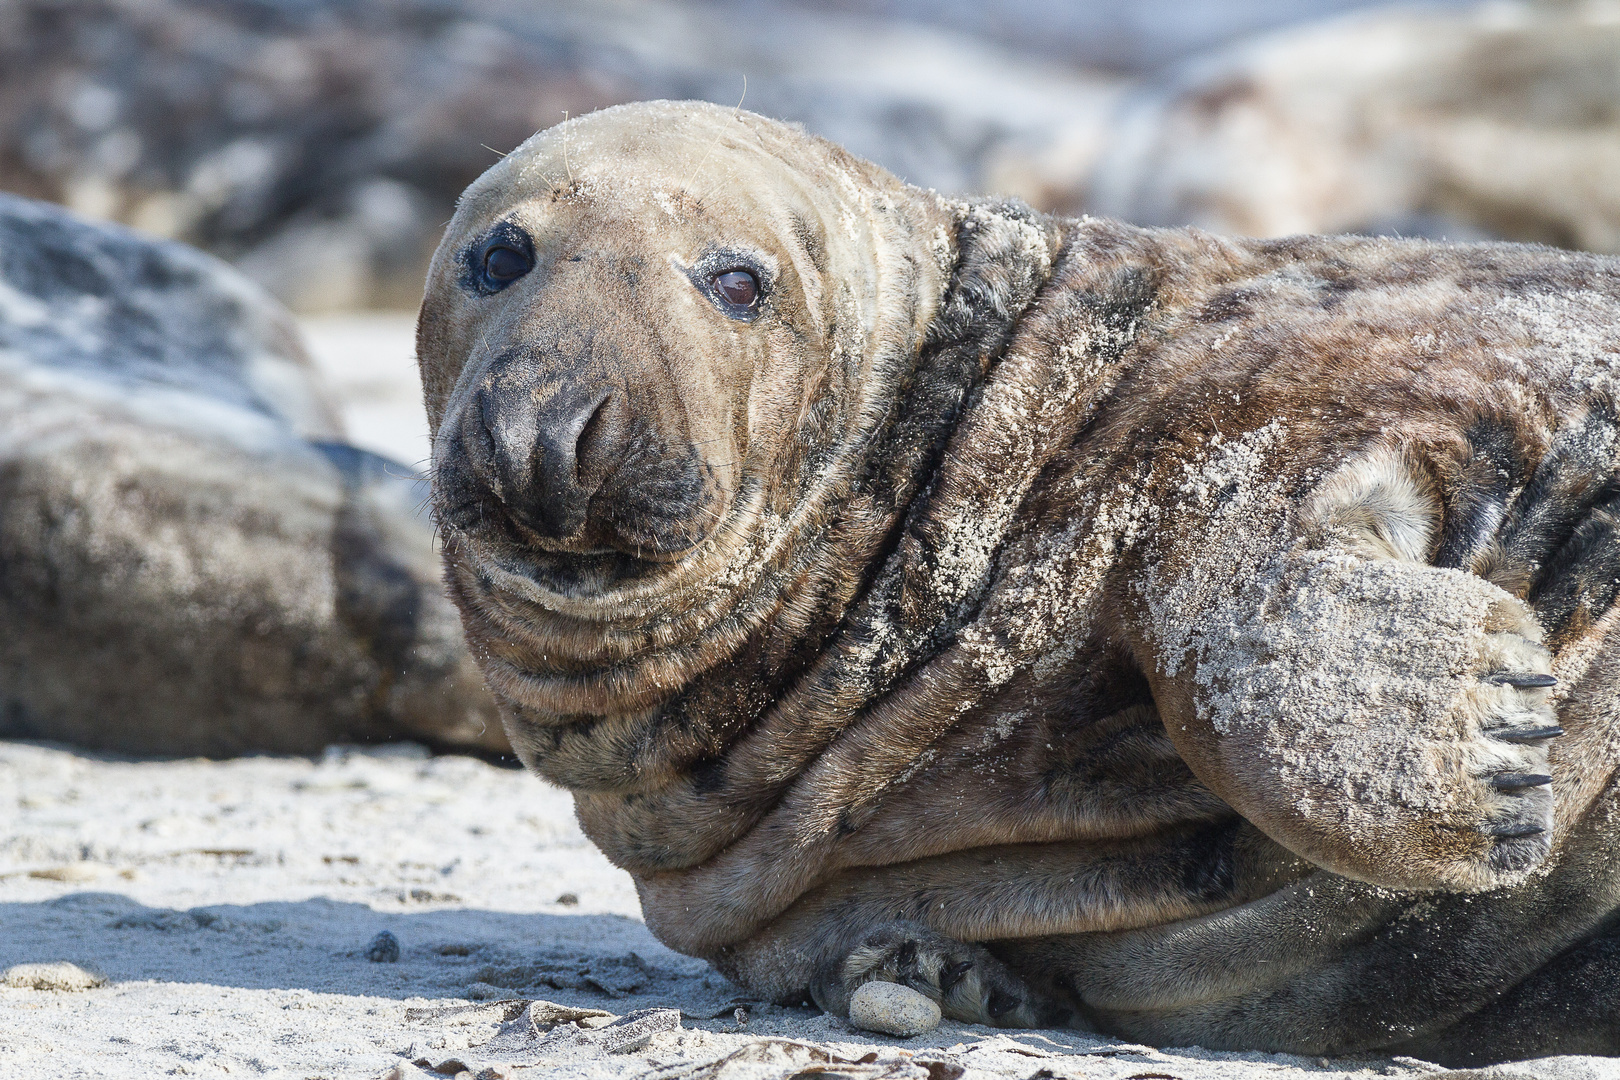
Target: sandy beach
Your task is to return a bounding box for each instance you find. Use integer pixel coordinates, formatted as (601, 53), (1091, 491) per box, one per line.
(1, 739), (1612, 1080)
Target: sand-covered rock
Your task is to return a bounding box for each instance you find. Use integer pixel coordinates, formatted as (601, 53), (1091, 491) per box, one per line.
(0, 192), (503, 756)
(849, 981), (942, 1037)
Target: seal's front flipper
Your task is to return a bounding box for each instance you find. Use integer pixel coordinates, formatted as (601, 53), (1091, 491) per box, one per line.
(1127, 439), (1566, 891)
(1140, 546), (1558, 892)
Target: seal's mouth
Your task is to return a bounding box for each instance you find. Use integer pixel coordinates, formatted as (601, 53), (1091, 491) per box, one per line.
(432, 449), (736, 596)
(472, 537), (687, 597)
(430, 342), (738, 588)
(435, 474), (779, 668)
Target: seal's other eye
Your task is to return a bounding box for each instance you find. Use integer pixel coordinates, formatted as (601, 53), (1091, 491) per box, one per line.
(713, 269), (759, 310)
(484, 245), (532, 283)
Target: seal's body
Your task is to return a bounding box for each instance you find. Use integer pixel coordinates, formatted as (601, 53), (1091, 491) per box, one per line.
(419, 101), (1620, 1063)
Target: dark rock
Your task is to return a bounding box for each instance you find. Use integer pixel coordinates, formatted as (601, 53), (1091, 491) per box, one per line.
(367, 930), (402, 963)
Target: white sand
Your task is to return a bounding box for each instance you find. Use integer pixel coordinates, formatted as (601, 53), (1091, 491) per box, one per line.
(1, 739), (1612, 1080)
(298, 312), (431, 471)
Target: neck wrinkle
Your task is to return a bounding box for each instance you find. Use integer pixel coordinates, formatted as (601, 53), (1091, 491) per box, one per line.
(556, 200), (1064, 866)
(676, 196), (1061, 744)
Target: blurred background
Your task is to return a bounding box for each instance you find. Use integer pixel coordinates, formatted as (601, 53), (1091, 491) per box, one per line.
(6, 0), (1617, 470)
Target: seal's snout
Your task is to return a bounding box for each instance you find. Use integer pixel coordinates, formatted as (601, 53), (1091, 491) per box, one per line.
(475, 380), (624, 540)
(439, 342), (726, 561)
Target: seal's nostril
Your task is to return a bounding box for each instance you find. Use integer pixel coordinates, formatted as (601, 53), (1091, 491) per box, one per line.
(574, 392), (618, 492)
(465, 378), (625, 540)
(469, 387), (512, 502)
(449, 369), (713, 554)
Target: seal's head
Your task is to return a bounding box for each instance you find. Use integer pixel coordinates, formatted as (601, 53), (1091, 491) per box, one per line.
(419, 101), (952, 710)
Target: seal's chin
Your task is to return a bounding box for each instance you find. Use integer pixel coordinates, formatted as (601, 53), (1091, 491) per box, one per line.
(502, 543), (681, 598)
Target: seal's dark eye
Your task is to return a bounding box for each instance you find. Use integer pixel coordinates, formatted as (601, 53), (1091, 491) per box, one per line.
(484, 245), (533, 283)
(713, 270), (758, 309)
(462, 225), (535, 295)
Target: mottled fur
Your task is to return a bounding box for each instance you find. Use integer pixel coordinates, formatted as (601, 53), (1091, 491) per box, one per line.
(419, 101), (1620, 1063)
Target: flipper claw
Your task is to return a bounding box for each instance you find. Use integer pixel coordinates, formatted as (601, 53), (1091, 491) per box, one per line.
(1495, 725), (1566, 743)
(1489, 672), (1558, 688)
(1490, 772), (1553, 791)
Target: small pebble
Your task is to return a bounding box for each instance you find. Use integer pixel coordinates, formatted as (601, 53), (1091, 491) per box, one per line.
(378, 1062), (431, 1080)
(554, 892), (579, 906)
(848, 981), (940, 1037)
(2, 961), (106, 991)
(366, 930), (401, 963)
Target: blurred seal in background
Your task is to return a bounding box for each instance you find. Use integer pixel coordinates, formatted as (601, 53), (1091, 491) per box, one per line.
(0, 193), (503, 756)
(2, 0), (1616, 321)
